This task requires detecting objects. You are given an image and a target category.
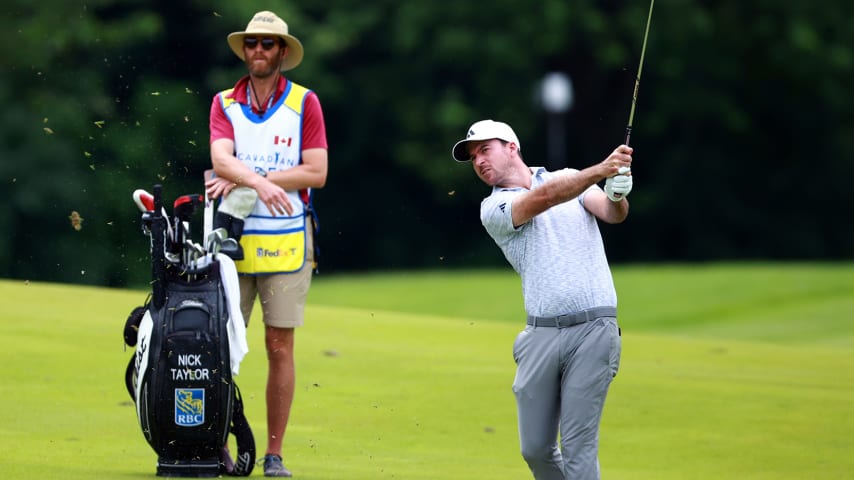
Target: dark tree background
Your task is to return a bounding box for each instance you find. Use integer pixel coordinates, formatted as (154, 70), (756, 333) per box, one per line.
(2, 0), (852, 287)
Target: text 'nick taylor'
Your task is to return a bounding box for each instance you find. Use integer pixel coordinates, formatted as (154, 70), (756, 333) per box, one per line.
(171, 354), (210, 381)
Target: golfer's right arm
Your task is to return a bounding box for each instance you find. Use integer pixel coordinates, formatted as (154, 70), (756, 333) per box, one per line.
(511, 145), (632, 227)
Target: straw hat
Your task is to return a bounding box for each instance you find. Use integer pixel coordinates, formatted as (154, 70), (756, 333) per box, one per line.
(227, 11), (304, 71)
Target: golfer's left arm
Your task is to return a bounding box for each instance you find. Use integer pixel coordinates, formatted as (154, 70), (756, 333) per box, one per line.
(512, 145), (632, 227)
(583, 189), (630, 224)
(586, 150), (634, 223)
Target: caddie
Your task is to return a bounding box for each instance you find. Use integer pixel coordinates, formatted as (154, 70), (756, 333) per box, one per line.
(204, 10), (328, 478)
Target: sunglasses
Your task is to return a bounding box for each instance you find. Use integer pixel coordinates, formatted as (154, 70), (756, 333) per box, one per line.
(243, 37), (280, 50)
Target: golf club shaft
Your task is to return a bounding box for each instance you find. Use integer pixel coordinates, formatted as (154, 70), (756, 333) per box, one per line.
(625, 0), (655, 147)
(152, 185), (166, 309)
(203, 170), (214, 242)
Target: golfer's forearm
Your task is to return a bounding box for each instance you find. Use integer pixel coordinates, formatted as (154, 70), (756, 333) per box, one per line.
(512, 171), (600, 226)
(602, 199), (629, 224)
(542, 169), (602, 206)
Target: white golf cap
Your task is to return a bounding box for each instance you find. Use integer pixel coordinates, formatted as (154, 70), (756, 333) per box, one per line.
(451, 120), (521, 162)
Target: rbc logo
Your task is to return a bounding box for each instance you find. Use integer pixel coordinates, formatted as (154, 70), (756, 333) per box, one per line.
(174, 388), (205, 427)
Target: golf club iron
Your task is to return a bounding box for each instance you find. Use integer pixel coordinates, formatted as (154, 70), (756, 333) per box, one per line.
(624, 0), (655, 148)
(613, 0), (655, 200)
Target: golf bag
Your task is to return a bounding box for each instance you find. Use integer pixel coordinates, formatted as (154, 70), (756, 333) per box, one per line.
(124, 185), (254, 477)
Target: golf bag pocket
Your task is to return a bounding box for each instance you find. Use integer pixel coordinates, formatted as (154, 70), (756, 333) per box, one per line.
(157, 301), (229, 442)
(235, 229), (306, 274)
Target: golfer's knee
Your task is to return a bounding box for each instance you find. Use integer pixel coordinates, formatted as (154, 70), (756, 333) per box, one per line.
(520, 440), (558, 467)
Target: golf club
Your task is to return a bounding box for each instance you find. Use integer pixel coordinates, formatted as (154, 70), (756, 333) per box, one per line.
(171, 194), (204, 266)
(150, 185), (167, 309)
(134, 188), (174, 241)
(206, 227), (228, 255)
(203, 170), (215, 244)
(133, 188), (181, 264)
(624, 0), (655, 148)
(220, 238), (241, 258)
(613, 0), (654, 200)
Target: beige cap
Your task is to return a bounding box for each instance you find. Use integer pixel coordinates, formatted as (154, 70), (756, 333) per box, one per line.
(227, 11), (304, 71)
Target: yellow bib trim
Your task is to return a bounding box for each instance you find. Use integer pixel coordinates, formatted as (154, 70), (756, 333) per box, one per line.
(284, 83), (309, 114)
(219, 88), (236, 109)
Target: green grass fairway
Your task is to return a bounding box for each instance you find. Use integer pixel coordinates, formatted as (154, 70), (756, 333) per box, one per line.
(0, 262), (852, 479)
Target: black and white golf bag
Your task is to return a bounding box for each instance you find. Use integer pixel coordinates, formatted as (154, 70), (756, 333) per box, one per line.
(124, 185), (254, 477)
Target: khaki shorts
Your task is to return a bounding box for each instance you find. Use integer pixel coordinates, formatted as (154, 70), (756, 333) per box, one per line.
(238, 227), (314, 329)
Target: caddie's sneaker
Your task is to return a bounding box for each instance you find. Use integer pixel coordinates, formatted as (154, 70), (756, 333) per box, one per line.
(263, 454), (292, 477)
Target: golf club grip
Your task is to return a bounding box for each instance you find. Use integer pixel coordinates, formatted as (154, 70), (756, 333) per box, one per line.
(614, 129), (629, 200)
(151, 184), (167, 309)
(203, 169), (215, 241)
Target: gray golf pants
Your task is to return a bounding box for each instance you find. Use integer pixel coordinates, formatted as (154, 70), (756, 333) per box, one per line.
(512, 316), (621, 480)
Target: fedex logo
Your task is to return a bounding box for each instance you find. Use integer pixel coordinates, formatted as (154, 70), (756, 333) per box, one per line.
(256, 248), (298, 258)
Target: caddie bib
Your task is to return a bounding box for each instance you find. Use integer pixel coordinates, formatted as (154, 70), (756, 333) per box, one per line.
(218, 80), (312, 275)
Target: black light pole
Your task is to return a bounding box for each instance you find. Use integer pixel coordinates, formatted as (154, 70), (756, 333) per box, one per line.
(540, 72), (573, 170)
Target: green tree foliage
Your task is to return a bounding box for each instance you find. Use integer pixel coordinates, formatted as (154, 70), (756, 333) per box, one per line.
(2, 0), (852, 287)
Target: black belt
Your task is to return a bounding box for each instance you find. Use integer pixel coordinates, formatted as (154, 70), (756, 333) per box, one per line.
(527, 306), (617, 328)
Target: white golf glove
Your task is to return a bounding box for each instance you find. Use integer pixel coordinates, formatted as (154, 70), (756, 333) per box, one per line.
(605, 167), (633, 202)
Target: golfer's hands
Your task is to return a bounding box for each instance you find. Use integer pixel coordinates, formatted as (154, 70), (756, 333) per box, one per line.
(605, 167), (633, 202)
(602, 145), (633, 201)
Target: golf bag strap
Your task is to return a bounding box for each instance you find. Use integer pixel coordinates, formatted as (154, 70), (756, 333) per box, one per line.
(123, 299), (150, 401)
(228, 383), (255, 477)
(124, 355), (135, 400)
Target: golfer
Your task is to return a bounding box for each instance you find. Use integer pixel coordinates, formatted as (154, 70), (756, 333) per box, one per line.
(452, 120), (632, 479)
(205, 10), (328, 478)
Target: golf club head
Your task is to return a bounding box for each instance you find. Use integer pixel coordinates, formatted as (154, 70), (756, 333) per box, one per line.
(208, 227), (227, 242)
(206, 228), (228, 254)
(173, 194), (204, 223)
(135, 189), (156, 235)
(220, 238), (241, 258)
(169, 217), (186, 259)
(133, 189), (155, 212)
(184, 239), (204, 256)
(134, 188), (177, 240)
(139, 211), (153, 235)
